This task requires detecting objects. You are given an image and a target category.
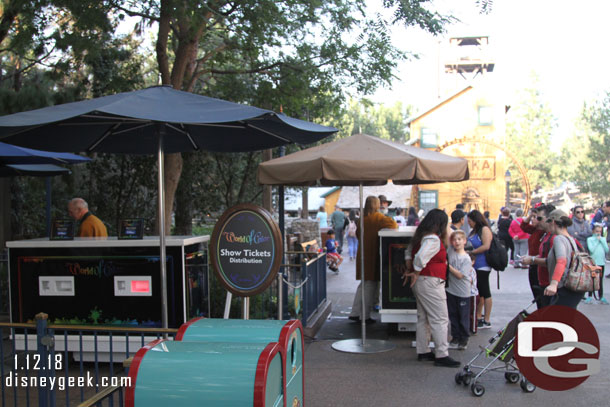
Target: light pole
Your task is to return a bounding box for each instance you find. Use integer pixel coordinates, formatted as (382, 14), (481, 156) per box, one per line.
(504, 169), (512, 208)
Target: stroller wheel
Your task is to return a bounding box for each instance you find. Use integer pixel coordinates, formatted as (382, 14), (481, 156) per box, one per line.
(504, 372), (520, 383)
(455, 372), (463, 384)
(463, 373), (472, 385)
(520, 378), (536, 393)
(471, 383), (485, 397)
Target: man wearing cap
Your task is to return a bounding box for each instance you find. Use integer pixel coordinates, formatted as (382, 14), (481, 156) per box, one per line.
(456, 204), (471, 235)
(378, 195), (395, 218)
(330, 205), (346, 254)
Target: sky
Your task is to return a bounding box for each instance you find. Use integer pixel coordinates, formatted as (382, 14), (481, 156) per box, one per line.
(370, 0), (610, 142)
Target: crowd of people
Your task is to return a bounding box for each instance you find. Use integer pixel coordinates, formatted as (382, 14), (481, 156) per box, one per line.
(324, 197), (610, 369)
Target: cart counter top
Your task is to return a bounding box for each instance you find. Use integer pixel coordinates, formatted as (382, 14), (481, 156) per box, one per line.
(378, 226), (416, 237)
(6, 235), (209, 249)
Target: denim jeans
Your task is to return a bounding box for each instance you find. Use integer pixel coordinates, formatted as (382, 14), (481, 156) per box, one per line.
(347, 236), (358, 258)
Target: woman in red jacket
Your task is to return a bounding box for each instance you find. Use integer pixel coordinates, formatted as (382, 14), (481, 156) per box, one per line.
(404, 209), (460, 368)
(509, 209), (530, 268)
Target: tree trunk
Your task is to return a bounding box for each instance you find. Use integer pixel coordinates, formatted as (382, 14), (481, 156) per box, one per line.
(174, 152), (195, 235)
(262, 149), (272, 212)
(163, 153), (183, 234)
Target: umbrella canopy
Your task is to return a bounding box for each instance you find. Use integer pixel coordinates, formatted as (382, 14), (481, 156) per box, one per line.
(0, 86), (336, 153)
(0, 164), (70, 177)
(257, 133), (469, 186)
(0, 85), (336, 329)
(0, 141), (90, 165)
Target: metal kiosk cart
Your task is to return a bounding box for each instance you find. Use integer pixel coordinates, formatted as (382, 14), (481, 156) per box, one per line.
(378, 226), (418, 331)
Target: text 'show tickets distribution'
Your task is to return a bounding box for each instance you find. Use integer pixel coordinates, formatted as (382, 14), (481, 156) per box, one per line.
(210, 204), (283, 297)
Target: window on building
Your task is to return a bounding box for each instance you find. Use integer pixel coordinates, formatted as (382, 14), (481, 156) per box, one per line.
(420, 128), (438, 148)
(478, 106), (493, 126)
(418, 190), (438, 215)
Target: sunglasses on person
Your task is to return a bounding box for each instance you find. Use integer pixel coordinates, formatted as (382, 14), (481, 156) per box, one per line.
(575, 210), (584, 214)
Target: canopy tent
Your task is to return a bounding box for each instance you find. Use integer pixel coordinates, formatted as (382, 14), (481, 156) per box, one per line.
(0, 85), (337, 329)
(258, 133), (469, 353)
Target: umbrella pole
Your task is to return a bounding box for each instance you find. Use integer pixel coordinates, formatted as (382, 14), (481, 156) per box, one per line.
(360, 183), (366, 345)
(331, 183), (395, 354)
(156, 125), (169, 333)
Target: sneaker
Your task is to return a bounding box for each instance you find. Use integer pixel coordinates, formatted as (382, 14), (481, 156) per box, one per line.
(477, 319), (484, 328)
(417, 352), (435, 361)
(448, 340), (460, 349)
(600, 297), (609, 305)
(434, 356), (460, 368)
(480, 320), (491, 329)
(458, 340), (468, 350)
(584, 297), (594, 304)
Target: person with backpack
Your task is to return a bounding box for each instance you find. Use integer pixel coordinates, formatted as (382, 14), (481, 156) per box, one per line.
(585, 223), (609, 304)
(541, 209), (585, 309)
(466, 210), (493, 329)
(346, 209), (359, 261)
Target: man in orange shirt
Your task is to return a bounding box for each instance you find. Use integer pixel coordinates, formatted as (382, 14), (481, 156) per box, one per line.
(67, 198), (108, 237)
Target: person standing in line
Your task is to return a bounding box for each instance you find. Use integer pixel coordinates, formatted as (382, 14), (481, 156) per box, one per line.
(67, 198), (108, 238)
(346, 209), (359, 261)
(394, 208), (406, 226)
(522, 204), (557, 309)
(586, 223), (609, 304)
(591, 201), (610, 230)
(509, 209), (530, 268)
(446, 230), (476, 351)
(330, 205), (346, 254)
(540, 209), (585, 309)
(315, 206), (328, 228)
(519, 205), (553, 308)
(568, 205), (592, 249)
(403, 209), (460, 367)
(466, 210), (493, 329)
(406, 206), (419, 226)
(348, 196), (397, 323)
(450, 209), (465, 231)
(497, 207), (514, 264)
(456, 204), (471, 236)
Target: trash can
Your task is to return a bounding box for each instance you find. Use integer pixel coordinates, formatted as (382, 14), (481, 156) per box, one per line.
(126, 339), (283, 407)
(176, 318), (304, 407)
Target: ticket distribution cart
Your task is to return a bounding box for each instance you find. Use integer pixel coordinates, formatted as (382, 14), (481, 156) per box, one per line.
(126, 339), (284, 407)
(127, 318), (304, 407)
(6, 236), (209, 360)
(378, 227), (417, 331)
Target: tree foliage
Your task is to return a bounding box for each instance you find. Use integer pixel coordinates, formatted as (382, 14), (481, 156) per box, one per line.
(338, 98), (411, 142)
(1, 0), (452, 238)
(568, 93), (610, 200)
(505, 79), (559, 191)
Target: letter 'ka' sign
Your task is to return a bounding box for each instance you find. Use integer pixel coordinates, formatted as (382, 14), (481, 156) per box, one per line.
(210, 204), (283, 297)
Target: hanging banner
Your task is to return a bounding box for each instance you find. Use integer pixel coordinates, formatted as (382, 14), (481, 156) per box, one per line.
(210, 204), (283, 297)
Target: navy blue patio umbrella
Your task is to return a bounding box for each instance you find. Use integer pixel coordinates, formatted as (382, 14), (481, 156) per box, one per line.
(0, 85), (337, 328)
(0, 163), (70, 177)
(0, 141), (90, 165)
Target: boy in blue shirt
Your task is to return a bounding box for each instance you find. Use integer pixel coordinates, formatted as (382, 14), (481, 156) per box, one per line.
(325, 229), (343, 272)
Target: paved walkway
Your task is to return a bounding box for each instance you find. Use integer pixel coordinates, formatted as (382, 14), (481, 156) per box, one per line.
(304, 246), (610, 406)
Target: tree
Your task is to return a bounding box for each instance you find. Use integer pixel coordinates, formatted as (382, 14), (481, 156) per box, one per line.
(112, 0), (449, 233)
(570, 93), (610, 200)
(339, 98), (411, 141)
(505, 78), (559, 191)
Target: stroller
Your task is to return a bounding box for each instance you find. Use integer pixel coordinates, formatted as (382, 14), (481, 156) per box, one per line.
(454, 300), (537, 397)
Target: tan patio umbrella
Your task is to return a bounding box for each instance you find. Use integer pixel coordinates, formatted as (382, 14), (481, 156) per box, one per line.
(258, 133), (469, 354)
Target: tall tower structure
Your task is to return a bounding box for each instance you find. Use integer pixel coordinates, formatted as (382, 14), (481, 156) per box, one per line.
(444, 36), (495, 81)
